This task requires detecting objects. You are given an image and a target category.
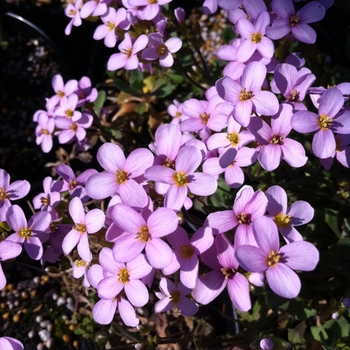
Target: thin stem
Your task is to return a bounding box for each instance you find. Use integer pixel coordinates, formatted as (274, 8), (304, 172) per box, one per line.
(174, 58), (207, 92)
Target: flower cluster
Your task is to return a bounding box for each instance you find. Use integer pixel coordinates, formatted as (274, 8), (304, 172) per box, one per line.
(3, 0), (350, 347)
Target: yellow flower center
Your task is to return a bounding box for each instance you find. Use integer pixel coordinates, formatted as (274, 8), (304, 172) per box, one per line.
(74, 223), (86, 233)
(106, 21), (115, 31)
(40, 196), (50, 206)
(137, 226), (151, 242)
(267, 250), (281, 267)
(287, 89), (300, 102)
(170, 290), (181, 304)
(75, 260), (87, 268)
(116, 170), (129, 184)
(19, 228), (32, 239)
(270, 134), (284, 145)
(239, 88), (253, 101)
(226, 132), (239, 146)
(318, 114), (332, 129)
(199, 112), (210, 124)
(173, 171), (188, 187)
(275, 213), (292, 228)
(251, 32), (262, 43)
(40, 128), (50, 135)
(122, 48), (133, 59)
(221, 267), (236, 279)
(156, 44), (168, 56)
(178, 244), (194, 259)
(57, 90), (65, 98)
(65, 109), (74, 118)
(236, 212), (251, 224)
(118, 268), (130, 283)
(69, 179), (79, 190)
(175, 111), (182, 118)
(0, 188), (9, 201)
(290, 15), (299, 27)
(70, 123), (78, 132)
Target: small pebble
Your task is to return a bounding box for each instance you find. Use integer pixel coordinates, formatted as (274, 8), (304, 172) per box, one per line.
(46, 338), (54, 349)
(28, 330), (36, 338)
(36, 315), (43, 323)
(40, 320), (51, 328)
(39, 329), (51, 342)
(37, 344), (44, 350)
(57, 297), (66, 306)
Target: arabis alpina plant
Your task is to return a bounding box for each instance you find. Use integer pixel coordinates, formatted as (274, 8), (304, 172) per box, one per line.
(0, 240), (22, 290)
(62, 196), (105, 261)
(155, 277), (199, 316)
(110, 204), (178, 268)
(0, 337), (24, 350)
(6, 205), (51, 260)
(0, 169), (30, 221)
(235, 216), (319, 298)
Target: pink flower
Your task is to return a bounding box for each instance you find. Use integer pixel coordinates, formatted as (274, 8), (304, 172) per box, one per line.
(108, 33), (149, 71)
(235, 216), (319, 299)
(85, 143), (153, 209)
(111, 204), (177, 268)
(164, 226), (214, 288)
(35, 112), (55, 153)
(0, 240), (22, 290)
(142, 33), (182, 68)
(155, 277), (199, 316)
(128, 0), (172, 20)
(0, 169), (30, 221)
(235, 11), (274, 62)
(266, 0), (326, 44)
(64, 0), (83, 35)
(247, 104), (308, 171)
(93, 8), (127, 48)
(46, 75), (78, 110)
(216, 61), (279, 127)
(291, 87), (350, 159)
(6, 205), (51, 260)
(205, 185), (267, 247)
(97, 247), (152, 306)
(75, 76), (98, 107)
(62, 197), (105, 261)
(80, 0), (111, 18)
(145, 145), (218, 211)
(192, 234), (251, 311)
(0, 337), (24, 350)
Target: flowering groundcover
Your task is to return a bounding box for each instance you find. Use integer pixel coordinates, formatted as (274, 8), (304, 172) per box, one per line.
(1, 0), (350, 349)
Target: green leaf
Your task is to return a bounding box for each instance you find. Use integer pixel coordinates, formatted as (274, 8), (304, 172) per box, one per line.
(288, 321), (307, 345)
(279, 300), (316, 321)
(113, 78), (141, 95)
(311, 325), (328, 343)
(168, 74), (184, 84)
(93, 90), (106, 115)
(222, 26), (237, 44)
(110, 129), (122, 140)
(324, 315), (350, 339)
(82, 317), (91, 326)
(135, 102), (148, 115)
(325, 209), (340, 238)
(129, 70), (143, 91)
(153, 82), (176, 98)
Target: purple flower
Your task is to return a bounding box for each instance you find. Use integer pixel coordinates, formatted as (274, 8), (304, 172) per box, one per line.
(142, 33), (182, 68)
(80, 0), (111, 18)
(93, 8), (127, 48)
(75, 76), (98, 107)
(235, 11), (274, 62)
(128, 0), (171, 20)
(235, 216), (319, 299)
(319, 134), (350, 170)
(192, 234), (251, 311)
(85, 143), (153, 208)
(46, 75), (78, 110)
(0, 337), (24, 350)
(0, 169), (30, 221)
(291, 87), (350, 159)
(260, 338), (274, 350)
(52, 164), (97, 203)
(206, 185), (267, 247)
(108, 33), (149, 71)
(216, 61), (279, 127)
(155, 277), (199, 316)
(0, 240), (22, 290)
(64, 0), (83, 35)
(111, 204), (177, 268)
(32, 176), (60, 219)
(6, 205), (51, 260)
(272, 63), (316, 106)
(62, 197), (105, 261)
(35, 112), (55, 153)
(248, 104), (308, 171)
(97, 247), (152, 307)
(266, 0), (326, 44)
(265, 185), (314, 243)
(164, 226), (214, 288)
(145, 145), (217, 211)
